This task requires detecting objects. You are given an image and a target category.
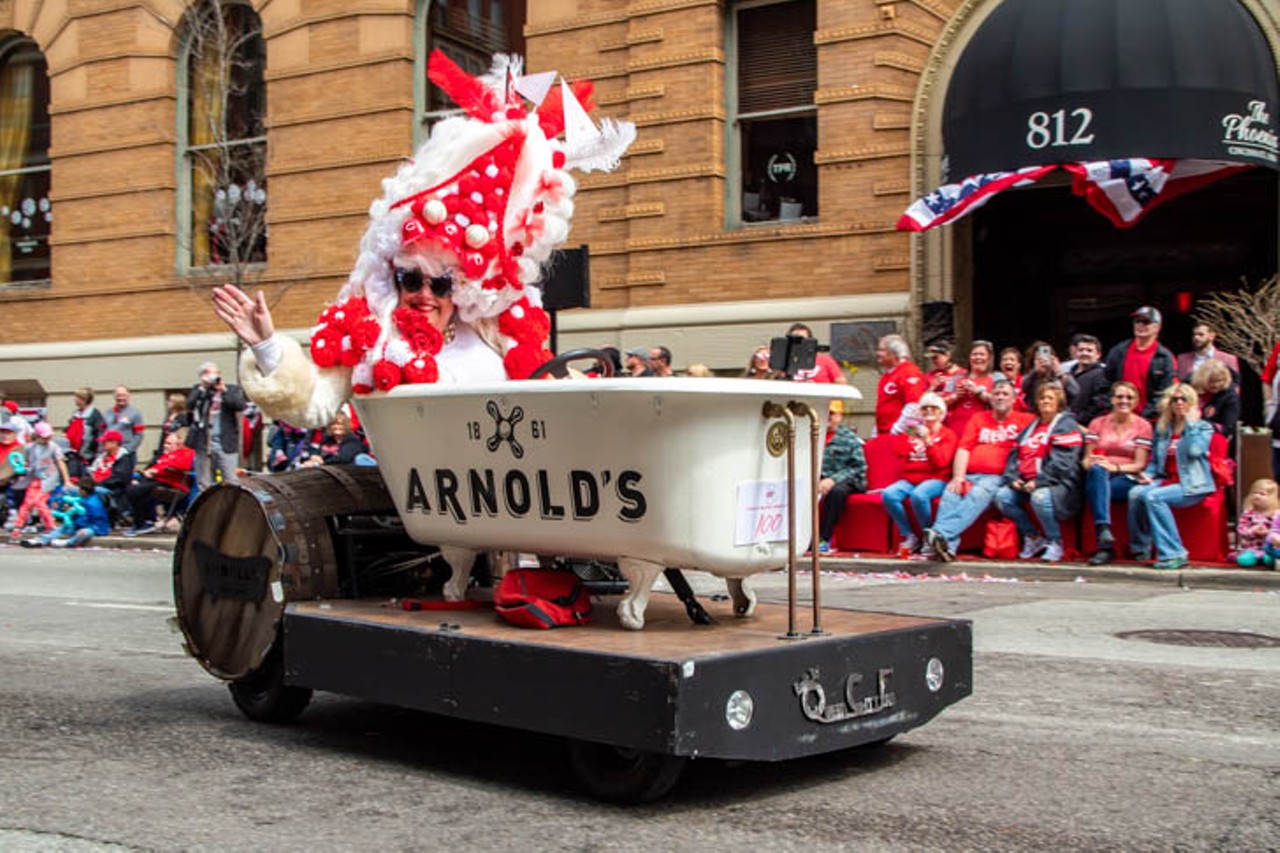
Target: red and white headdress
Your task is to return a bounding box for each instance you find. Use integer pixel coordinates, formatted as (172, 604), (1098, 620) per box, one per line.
(309, 52), (636, 392)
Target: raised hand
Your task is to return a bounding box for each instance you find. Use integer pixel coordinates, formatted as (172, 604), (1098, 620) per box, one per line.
(211, 284), (275, 347)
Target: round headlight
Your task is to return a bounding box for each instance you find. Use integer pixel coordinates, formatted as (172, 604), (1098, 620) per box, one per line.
(725, 689), (754, 730)
(925, 657), (945, 693)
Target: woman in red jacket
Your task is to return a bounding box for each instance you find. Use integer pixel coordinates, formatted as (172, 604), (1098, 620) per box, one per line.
(880, 392), (958, 558)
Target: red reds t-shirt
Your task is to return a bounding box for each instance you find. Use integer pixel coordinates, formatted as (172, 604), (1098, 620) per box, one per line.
(1122, 340), (1158, 413)
(1016, 420), (1084, 479)
(945, 373), (999, 437)
(1016, 422), (1053, 479)
(1163, 433), (1181, 485)
(896, 425), (958, 483)
(961, 410), (1036, 474)
(876, 361), (926, 435)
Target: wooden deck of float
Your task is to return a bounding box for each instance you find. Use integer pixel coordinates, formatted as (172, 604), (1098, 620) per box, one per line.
(287, 594), (944, 659)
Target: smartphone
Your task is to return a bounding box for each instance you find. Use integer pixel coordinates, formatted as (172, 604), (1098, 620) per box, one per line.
(1036, 345), (1052, 359)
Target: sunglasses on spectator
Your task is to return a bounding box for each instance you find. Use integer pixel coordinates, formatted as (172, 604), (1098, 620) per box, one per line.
(1112, 394), (1136, 401)
(393, 266), (454, 298)
(1133, 318), (1154, 325)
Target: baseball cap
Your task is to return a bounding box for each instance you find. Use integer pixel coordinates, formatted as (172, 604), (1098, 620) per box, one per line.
(926, 341), (952, 355)
(101, 429), (125, 443)
(625, 347), (650, 359)
(1131, 305), (1162, 324)
(829, 399), (844, 414)
(34, 422), (53, 439)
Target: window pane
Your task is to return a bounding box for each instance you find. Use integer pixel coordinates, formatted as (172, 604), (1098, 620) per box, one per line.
(424, 0), (525, 117)
(738, 1), (816, 114)
(185, 2), (267, 268)
(740, 114), (818, 222)
(0, 40), (50, 283)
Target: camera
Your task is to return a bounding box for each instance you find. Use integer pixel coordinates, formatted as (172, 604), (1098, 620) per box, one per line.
(1036, 345), (1051, 359)
(768, 335), (818, 380)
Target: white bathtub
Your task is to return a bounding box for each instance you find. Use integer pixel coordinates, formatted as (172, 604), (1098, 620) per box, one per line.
(355, 378), (860, 576)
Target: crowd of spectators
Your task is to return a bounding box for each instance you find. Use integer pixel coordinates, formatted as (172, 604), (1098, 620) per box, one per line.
(1, 358), (374, 545)
(817, 307), (1256, 570)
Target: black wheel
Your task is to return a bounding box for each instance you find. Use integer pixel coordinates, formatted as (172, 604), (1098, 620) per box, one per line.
(227, 641), (312, 723)
(566, 739), (687, 803)
(528, 348), (615, 379)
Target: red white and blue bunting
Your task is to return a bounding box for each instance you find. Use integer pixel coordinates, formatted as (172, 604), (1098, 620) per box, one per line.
(897, 159), (1250, 232)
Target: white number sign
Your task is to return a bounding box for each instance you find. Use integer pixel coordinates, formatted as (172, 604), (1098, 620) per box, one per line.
(1026, 108), (1096, 149)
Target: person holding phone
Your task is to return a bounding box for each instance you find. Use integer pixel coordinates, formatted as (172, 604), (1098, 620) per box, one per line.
(1021, 341), (1079, 414)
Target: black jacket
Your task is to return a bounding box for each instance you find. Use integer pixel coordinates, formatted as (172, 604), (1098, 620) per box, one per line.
(186, 382), (247, 455)
(1069, 362), (1111, 426)
(1199, 386), (1240, 448)
(1103, 339), (1176, 420)
(1003, 413), (1085, 519)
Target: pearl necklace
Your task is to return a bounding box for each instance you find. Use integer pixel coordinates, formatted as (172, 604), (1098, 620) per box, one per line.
(443, 320), (456, 346)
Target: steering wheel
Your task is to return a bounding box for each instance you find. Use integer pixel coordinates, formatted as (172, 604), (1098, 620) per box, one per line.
(529, 348), (616, 380)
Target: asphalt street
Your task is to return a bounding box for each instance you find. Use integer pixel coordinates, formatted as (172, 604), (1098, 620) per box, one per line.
(0, 547), (1277, 851)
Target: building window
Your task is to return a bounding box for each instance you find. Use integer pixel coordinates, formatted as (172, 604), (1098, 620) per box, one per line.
(730, 0), (817, 225)
(0, 39), (51, 285)
(178, 0), (267, 271)
(414, 0), (525, 146)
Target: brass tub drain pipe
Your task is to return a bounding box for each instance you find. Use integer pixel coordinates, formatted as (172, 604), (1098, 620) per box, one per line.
(762, 401), (801, 639)
(789, 400), (825, 635)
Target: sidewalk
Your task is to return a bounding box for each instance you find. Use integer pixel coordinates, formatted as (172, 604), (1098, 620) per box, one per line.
(81, 531), (1280, 591)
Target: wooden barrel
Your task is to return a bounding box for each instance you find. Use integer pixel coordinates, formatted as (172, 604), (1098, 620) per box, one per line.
(173, 465), (397, 680)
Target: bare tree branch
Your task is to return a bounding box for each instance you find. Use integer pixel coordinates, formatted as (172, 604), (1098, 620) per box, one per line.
(1193, 274), (1280, 375)
(180, 0), (275, 306)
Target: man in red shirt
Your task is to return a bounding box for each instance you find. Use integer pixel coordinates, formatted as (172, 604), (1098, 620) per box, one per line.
(1102, 306), (1176, 420)
(923, 379), (1033, 561)
(874, 334), (925, 435)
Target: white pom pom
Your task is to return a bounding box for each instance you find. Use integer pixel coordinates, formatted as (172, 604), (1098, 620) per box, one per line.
(353, 362), (373, 387)
(384, 338), (412, 366)
(424, 199), (447, 225)
(510, 304), (525, 320)
(465, 223), (490, 248)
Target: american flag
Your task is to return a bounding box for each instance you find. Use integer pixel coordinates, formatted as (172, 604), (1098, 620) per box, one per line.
(898, 159), (1249, 231)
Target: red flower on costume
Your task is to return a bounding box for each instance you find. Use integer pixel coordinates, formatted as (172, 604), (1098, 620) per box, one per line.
(402, 357), (439, 384)
(372, 359), (401, 391)
(311, 297), (377, 368)
(505, 344), (553, 379)
(392, 308), (444, 357)
(499, 299), (550, 346)
(310, 327), (344, 368)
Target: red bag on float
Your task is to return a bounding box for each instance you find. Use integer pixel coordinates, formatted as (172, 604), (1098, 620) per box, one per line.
(982, 518), (1019, 560)
(494, 569), (591, 629)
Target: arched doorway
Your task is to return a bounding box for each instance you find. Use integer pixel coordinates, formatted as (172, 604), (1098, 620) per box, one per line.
(911, 0), (1280, 421)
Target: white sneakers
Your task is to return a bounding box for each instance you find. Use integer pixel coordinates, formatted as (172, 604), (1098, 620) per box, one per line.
(1040, 541), (1064, 563)
(1018, 535), (1048, 560)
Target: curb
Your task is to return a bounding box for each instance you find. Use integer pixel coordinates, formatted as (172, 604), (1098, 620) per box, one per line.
(29, 536), (1280, 591)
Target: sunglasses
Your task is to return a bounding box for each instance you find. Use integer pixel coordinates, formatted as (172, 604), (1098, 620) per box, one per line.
(1133, 318), (1154, 325)
(393, 266), (454, 298)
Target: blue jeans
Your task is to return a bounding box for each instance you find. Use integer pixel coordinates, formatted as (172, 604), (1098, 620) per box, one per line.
(881, 478), (947, 538)
(1084, 466), (1139, 527)
(995, 485), (1061, 543)
(36, 527), (95, 547)
(930, 474), (1004, 551)
(1128, 482), (1206, 560)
